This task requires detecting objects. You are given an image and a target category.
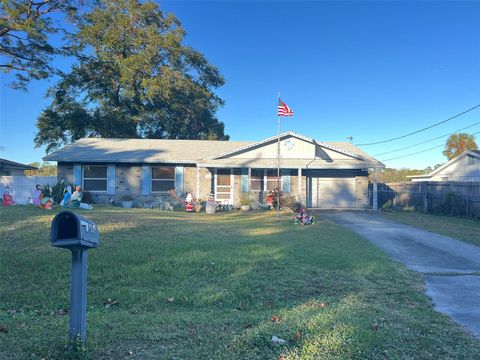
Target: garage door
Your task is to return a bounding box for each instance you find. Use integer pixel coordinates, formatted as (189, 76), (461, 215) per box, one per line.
(308, 177), (356, 208)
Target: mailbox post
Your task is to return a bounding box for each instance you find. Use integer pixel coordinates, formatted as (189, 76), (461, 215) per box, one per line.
(51, 211), (99, 344)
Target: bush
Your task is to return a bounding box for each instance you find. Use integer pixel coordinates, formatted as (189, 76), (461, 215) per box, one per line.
(433, 191), (466, 217)
(41, 182), (65, 204)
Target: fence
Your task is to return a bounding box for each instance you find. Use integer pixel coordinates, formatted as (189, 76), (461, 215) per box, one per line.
(0, 176), (57, 205)
(370, 181), (480, 217)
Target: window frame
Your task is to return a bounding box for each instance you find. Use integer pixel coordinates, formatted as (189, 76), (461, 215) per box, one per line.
(82, 165), (108, 193)
(151, 166), (175, 193)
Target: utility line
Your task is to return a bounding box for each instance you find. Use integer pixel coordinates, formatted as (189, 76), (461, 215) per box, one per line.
(373, 120), (480, 157)
(380, 129), (480, 162)
(356, 103), (480, 146)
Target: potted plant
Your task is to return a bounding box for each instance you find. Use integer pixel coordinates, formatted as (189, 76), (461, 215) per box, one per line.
(240, 193), (252, 211)
(119, 194), (134, 208)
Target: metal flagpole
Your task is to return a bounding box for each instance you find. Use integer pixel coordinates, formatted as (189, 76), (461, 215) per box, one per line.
(277, 93), (281, 216)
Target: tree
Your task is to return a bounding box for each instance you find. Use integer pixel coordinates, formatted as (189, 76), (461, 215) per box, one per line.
(34, 0), (228, 153)
(442, 133), (478, 160)
(25, 161), (57, 175)
(0, 0), (79, 89)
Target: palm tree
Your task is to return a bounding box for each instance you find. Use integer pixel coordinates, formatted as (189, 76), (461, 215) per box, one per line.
(443, 133), (478, 160)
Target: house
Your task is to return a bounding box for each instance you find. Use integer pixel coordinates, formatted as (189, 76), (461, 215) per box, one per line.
(43, 131), (384, 208)
(0, 158), (37, 176)
(409, 150), (480, 182)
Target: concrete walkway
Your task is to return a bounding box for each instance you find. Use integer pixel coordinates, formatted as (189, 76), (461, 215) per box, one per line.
(319, 210), (480, 338)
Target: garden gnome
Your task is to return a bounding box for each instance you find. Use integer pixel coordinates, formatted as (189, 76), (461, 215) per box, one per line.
(32, 184), (41, 206)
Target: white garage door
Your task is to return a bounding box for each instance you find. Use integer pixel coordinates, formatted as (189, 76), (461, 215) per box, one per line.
(309, 177), (356, 208)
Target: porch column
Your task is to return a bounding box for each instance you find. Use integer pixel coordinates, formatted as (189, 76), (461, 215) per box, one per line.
(297, 168), (302, 205)
(373, 169), (378, 211)
(196, 166), (200, 201)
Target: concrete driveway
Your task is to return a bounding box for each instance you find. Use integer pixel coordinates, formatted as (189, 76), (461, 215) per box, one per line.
(320, 210), (480, 338)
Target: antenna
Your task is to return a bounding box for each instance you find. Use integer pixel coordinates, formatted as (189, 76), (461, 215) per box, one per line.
(345, 136), (353, 143)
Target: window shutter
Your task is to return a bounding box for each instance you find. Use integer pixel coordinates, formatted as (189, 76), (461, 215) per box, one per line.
(175, 166), (184, 195)
(107, 164), (116, 195)
(73, 164), (82, 188)
(241, 168), (249, 192)
(141, 165), (150, 195)
(282, 169), (291, 192)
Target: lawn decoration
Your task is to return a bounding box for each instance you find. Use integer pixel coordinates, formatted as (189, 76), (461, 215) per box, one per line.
(206, 193), (216, 214)
(2, 186), (15, 206)
(71, 186), (93, 209)
(294, 208), (314, 225)
(32, 184), (42, 206)
(40, 195), (54, 210)
(61, 186), (72, 207)
(185, 192), (193, 212)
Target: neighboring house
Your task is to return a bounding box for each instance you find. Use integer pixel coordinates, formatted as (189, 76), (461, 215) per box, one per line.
(409, 150), (480, 182)
(0, 158), (37, 176)
(43, 131), (384, 208)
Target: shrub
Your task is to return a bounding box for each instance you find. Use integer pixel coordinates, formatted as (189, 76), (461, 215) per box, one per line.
(41, 182), (65, 204)
(433, 191), (466, 217)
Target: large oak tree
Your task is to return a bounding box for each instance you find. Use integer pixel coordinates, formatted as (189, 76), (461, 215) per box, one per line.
(35, 0), (228, 153)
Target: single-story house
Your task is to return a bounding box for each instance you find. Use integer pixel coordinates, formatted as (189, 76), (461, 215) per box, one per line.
(0, 158), (37, 176)
(43, 131), (384, 208)
(409, 150), (480, 182)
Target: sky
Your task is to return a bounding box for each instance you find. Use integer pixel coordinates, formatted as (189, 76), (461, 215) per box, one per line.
(1, 1), (479, 170)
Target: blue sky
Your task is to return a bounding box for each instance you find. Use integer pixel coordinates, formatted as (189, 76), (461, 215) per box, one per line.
(1, 1), (479, 169)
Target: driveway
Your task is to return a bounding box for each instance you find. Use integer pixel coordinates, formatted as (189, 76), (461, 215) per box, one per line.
(320, 210), (480, 338)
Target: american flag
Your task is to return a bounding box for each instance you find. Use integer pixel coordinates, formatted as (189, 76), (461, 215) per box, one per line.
(278, 98), (294, 117)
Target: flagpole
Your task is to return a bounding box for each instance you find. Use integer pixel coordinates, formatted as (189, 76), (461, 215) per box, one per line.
(277, 93), (281, 217)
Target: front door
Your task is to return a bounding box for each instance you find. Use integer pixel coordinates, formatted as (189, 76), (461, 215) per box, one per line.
(215, 169), (234, 204)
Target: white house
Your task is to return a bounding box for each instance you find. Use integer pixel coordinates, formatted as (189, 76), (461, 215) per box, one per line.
(409, 150), (480, 182)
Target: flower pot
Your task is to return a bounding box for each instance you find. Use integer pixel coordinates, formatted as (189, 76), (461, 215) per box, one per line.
(240, 205), (251, 211)
(121, 200), (133, 208)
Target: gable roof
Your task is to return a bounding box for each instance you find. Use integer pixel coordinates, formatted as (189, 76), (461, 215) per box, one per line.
(206, 131), (367, 161)
(408, 149), (480, 179)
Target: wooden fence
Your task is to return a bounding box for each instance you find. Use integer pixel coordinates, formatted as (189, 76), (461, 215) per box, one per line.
(0, 176), (57, 205)
(371, 181), (480, 217)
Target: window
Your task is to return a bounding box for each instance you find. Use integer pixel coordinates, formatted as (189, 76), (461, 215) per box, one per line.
(83, 165), (107, 192)
(467, 156), (475, 165)
(152, 166), (175, 192)
(266, 170), (280, 191)
(250, 169), (264, 191)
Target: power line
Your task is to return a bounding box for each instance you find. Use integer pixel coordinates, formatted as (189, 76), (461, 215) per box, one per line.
(373, 120), (480, 157)
(380, 129), (480, 162)
(356, 103), (480, 146)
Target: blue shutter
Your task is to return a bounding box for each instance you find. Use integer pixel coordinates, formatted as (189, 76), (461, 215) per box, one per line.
(175, 166), (184, 195)
(282, 169), (291, 192)
(141, 165), (150, 195)
(73, 164), (82, 188)
(241, 168), (249, 192)
(107, 164), (116, 194)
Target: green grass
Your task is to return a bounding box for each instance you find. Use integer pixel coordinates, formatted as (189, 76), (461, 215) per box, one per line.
(381, 211), (480, 247)
(1, 206), (479, 359)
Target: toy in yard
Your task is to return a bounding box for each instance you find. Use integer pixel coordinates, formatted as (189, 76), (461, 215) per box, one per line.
(185, 192), (194, 212)
(294, 208), (315, 225)
(60, 185), (72, 207)
(32, 184), (42, 206)
(2, 186), (15, 206)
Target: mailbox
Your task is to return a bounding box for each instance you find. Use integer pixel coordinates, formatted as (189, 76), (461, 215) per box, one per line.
(51, 211), (99, 249)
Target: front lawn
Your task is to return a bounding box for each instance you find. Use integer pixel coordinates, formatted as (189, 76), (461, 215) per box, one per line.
(1, 206), (479, 359)
(381, 211), (480, 247)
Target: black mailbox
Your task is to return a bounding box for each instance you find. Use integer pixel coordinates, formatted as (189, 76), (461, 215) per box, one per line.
(51, 211), (99, 249)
